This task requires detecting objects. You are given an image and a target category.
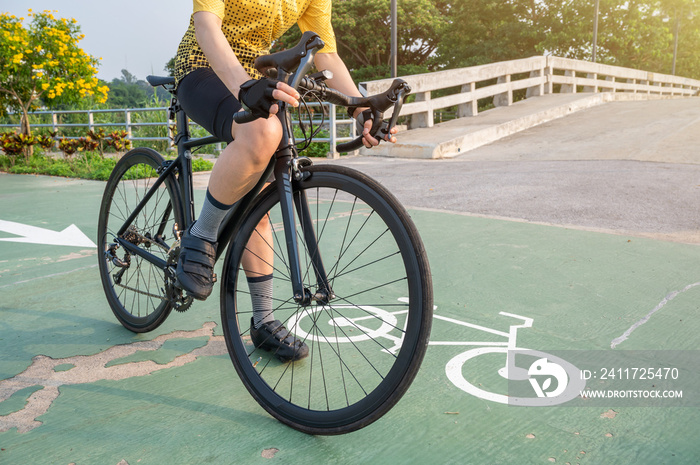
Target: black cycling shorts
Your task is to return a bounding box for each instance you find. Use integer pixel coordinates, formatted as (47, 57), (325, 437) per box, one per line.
(176, 67), (242, 143)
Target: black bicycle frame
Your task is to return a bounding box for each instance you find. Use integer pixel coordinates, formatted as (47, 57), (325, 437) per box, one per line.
(114, 84), (332, 305)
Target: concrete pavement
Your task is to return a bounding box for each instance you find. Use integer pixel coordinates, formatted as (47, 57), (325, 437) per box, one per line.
(365, 92), (700, 159)
(324, 96), (700, 244)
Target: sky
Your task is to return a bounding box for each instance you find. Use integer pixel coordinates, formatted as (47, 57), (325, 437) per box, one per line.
(2, 1), (193, 82)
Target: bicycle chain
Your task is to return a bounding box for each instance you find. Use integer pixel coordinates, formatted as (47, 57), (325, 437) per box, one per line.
(166, 240), (194, 312)
(123, 225), (169, 252)
(115, 281), (167, 301)
(114, 227), (194, 312)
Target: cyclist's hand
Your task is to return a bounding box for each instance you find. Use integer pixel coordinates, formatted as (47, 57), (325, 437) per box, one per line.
(238, 78), (300, 119)
(354, 108), (398, 148)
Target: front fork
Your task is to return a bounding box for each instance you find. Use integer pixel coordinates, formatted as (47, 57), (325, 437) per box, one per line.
(273, 153), (333, 306)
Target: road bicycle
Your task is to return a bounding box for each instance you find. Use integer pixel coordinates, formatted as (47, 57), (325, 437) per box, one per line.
(97, 31), (433, 435)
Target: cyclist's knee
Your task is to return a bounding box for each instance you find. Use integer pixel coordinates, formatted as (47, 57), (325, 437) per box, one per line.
(233, 118), (282, 165)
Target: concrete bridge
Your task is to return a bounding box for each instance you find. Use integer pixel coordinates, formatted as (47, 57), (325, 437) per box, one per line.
(359, 56), (700, 159)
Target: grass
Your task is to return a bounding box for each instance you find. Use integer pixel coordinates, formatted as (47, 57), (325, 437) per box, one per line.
(0, 151), (214, 181)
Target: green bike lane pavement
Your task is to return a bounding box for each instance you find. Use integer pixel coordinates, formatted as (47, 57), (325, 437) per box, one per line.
(1, 172), (699, 464)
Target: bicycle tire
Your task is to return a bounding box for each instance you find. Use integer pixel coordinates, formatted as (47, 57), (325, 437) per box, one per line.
(97, 148), (184, 333)
(220, 164), (432, 434)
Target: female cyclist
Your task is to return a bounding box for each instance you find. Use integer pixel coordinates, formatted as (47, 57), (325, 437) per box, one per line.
(171, 0), (397, 361)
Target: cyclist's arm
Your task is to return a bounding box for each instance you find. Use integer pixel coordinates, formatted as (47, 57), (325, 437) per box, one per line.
(314, 52), (397, 146)
(192, 11), (299, 111)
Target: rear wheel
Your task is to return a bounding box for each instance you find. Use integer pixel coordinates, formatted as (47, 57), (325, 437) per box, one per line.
(220, 164), (432, 434)
(97, 148), (185, 332)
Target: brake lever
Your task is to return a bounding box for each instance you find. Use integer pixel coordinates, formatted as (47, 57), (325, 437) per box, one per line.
(335, 80), (411, 152)
(380, 88), (408, 139)
(379, 83), (411, 140)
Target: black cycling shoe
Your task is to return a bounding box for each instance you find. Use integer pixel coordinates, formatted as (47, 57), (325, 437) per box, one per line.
(175, 228), (217, 301)
(250, 318), (309, 362)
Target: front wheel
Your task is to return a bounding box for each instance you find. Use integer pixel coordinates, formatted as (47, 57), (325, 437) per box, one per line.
(220, 164), (433, 434)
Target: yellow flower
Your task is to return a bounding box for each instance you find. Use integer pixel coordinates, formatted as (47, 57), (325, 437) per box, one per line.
(41, 83), (50, 90)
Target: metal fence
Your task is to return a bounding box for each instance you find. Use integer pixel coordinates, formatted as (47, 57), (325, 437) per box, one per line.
(0, 102), (358, 157)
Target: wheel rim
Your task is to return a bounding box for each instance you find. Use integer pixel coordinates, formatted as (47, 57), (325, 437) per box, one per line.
(98, 151), (181, 330)
(222, 168), (431, 432)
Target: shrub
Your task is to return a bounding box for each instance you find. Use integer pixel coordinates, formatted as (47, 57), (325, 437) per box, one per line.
(58, 138), (80, 157)
(0, 132), (35, 165)
(35, 132), (57, 150)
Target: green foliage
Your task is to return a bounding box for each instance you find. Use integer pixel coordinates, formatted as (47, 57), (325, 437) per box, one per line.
(191, 156), (215, 171)
(436, 0), (541, 68)
(273, 0), (446, 81)
(519, 0), (700, 77)
(331, 0), (448, 71)
(106, 69), (170, 108)
(350, 64), (430, 84)
(311, 0), (700, 80)
(164, 57), (177, 77)
(0, 131), (34, 165)
(0, 151), (213, 181)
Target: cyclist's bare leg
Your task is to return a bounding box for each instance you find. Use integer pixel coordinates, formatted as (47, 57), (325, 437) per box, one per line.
(207, 117), (282, 206)
(176, 117), (281, 300)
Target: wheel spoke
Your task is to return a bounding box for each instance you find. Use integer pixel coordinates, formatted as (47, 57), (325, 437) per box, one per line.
(222, 167), (432, 434)
(97, 150), (180, 333)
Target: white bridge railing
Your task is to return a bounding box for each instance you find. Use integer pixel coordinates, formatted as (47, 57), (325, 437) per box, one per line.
(360, 55), (700, 131)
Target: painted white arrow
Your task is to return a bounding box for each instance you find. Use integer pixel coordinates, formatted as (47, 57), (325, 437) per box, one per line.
(0, 219), (96, 248)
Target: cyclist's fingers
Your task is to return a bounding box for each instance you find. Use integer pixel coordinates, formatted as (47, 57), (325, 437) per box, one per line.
(272, 82), (300, 107)
(268, 103), (280, 116)
(361, 120), (379, 147)
(361, 118), (400, 146)
(362, 129), (380, 147)
(385, 126), (398, 143)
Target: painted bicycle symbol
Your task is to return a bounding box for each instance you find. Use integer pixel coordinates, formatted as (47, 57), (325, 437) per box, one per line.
(290, 300), (585, 406)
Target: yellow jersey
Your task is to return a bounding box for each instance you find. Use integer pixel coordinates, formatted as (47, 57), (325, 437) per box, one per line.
(174, 0), (337, 84)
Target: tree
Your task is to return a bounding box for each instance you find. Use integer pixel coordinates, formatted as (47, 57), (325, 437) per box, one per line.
(106, 69), (170, 108)
(333, 0), (448, 72)
(273, 0), (448, 81)
(436, 0), (542, 69)
(531, 0), (700, 78)
(106, 70), (149, 108)
(534, 1), (671, 69)
(164, 57), (176, 77)
(660, 0), (700, 76)
(0, 10), (109, 140)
